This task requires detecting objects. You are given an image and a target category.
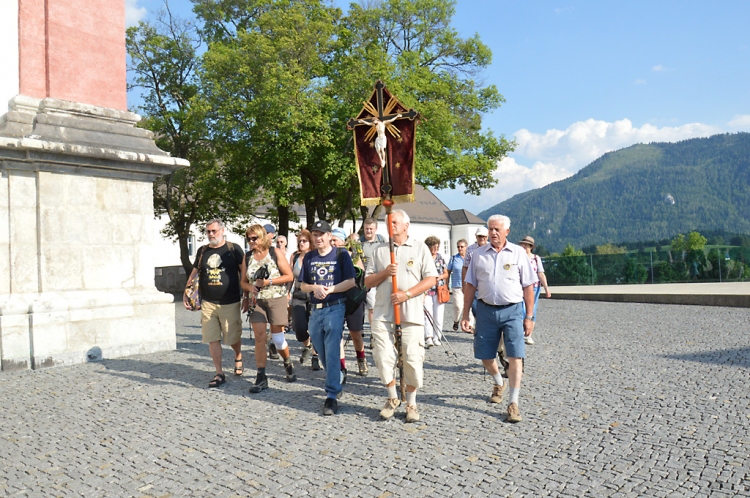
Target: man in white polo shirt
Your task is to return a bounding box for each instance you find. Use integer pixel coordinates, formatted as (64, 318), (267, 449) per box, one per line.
(461, 214), (537, 423)
(365, 209), (438, 423)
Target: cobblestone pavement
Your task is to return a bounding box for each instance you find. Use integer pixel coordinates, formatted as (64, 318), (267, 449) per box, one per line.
(2, 300), (750, 497)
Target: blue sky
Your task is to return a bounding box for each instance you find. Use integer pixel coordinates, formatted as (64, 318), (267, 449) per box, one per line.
(127, 0), (750, 212)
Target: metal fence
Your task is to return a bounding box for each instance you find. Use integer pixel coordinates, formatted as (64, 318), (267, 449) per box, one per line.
(543, 247), (750, 286)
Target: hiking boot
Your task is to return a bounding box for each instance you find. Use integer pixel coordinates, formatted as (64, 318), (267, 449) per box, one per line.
(380, 398), (401, 420)
(248, 373), (268, 393)
(284, 360), (297, 382)
(507, 402), (522, 423)
(340, 368), (347, 385)
(525, 335), (535, 345)
(405, 404), (420, 423)
(311, 356), (321, 371)
(490, 383), (507, 404)
(452, 321), (459, 331)
(268, 342), (279, 359)
(323, 397), (338, 416)
(299, 344), (313, 365)
(357, 357), (368, 376)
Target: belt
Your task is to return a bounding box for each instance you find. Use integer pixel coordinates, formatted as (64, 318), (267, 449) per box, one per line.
(479, 300), (519, 309)
(311, 297), (346, 310)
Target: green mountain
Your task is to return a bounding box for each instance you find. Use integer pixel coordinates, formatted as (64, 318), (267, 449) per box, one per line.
(478, 133), (750, 252)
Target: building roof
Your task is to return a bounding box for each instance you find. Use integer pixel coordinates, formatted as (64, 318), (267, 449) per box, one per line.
(256, 184), (482, 226)
(445, 209), (486, 225)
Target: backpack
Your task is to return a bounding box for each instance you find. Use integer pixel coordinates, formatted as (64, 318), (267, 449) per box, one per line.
(337, 248), (368, 316)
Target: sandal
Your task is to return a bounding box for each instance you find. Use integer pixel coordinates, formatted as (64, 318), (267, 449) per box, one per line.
(234, 356), (244, 376)
(208, 373), (226, 388)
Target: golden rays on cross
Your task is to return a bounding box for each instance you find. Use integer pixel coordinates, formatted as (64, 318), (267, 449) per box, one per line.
(361, 98), (403, 142)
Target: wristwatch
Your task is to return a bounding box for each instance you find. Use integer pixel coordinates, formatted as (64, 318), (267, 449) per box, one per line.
(405, 290), (412, 299)
(524, 315), (534, 321)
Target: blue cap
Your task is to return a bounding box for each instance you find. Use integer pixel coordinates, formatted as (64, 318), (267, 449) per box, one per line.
(331, 228), (347, 241)
(263, 224), (276, 234)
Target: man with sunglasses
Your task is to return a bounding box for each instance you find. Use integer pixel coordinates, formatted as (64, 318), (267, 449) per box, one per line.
(184, 219), (246, 388)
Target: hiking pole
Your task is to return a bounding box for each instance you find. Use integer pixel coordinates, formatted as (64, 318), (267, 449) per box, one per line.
(423, 306), (459, 360)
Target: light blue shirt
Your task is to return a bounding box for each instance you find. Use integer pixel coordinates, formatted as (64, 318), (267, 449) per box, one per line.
(465, 241), (538, 305)
(446, 253), (465, 288)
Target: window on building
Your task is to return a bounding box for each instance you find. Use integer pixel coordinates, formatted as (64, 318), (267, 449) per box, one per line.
(188, 235), (196, 257)
(444, 240), (450, 256)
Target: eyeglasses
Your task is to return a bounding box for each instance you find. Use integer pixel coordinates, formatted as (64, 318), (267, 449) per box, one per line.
(247, 236), (258, 242)
(206, 229), (222, 234)
(299, 239), (310, 244)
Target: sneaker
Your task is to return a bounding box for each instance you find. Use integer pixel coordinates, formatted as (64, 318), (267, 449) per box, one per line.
(248, 374), (268, 393)
(357, 357), (369, 376)
(490, 383), (507, 404)
(268, 342), (279, 359)
(323, 397), (338, 416)
(452, 321), (459, 331)
(405, 404), (420, 423)
(340, 368), (347, 385)
(284, 360), (297, 382)
(433, 336), (441, 346)
(425, 338), (434, 348)
(525, 336), (535, 345)
(311, 356), (321, 371)
(379, 398), (401, 420)
(507, 402), (522, 423)
(299, 345), (313, 365)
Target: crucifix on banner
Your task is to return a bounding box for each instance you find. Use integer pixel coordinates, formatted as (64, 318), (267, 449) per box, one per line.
(347, 80), (419, 205)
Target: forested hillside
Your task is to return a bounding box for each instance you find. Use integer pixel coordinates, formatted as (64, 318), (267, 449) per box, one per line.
(479, 133), (750, 252)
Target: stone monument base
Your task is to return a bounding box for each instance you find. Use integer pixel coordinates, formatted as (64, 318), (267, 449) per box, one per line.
(0, 96), (187, 371)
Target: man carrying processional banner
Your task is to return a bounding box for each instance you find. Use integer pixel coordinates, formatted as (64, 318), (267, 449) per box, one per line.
(350, 81), (438, 423)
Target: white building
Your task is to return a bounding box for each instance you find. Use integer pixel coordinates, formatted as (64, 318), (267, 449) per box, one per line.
(154, 185), (486, 292)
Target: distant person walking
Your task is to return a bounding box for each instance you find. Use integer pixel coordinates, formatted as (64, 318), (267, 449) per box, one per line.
(461, 215), (537, 423)
(423, 236), (449, 347)
(446, 239), (468, 331)
(518, 236), (551, 345)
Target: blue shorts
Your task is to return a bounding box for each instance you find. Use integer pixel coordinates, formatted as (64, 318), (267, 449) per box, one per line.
(473, 301), (526, 360)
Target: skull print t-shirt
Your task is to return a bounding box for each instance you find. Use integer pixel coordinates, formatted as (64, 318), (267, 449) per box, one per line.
(193, 243), (245, 305)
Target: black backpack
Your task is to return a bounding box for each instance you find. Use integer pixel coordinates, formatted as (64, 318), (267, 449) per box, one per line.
(337, 248), (368, 315)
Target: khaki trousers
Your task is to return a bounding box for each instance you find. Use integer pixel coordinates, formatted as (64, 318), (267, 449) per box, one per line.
(371, 320), (425, 389)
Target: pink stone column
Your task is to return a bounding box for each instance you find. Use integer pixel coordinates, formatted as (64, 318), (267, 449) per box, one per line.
(18, 0), (126, 110)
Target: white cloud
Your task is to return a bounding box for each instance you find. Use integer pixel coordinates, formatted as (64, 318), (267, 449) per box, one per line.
(473, 158), (573, 208)
(728, 114), (750, 128)
(473, 118), (724, 206)
(634, 79), (647, 85)
(652, 64), (666, 72)
(126, 0), (147, 27)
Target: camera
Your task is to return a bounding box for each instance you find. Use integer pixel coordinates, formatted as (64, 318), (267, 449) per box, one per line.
(252, 264), (270, 282)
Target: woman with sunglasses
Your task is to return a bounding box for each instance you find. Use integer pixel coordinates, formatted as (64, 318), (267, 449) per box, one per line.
(242, 224), (296, 393)
(288, 229), (319, 369)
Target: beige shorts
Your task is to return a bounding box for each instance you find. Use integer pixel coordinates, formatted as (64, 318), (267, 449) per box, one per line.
(201, 301), (242, 345)
(370, 320), (425, 389)
(248, 296), (288, 326)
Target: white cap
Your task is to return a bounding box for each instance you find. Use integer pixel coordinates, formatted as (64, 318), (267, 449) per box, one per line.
(475, 227), (488, 236)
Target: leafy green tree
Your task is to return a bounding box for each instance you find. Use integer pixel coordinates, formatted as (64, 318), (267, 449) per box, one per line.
(127, 5), (254, 273)
(196, 0), (342, 234)
(596, 243), (627, 255)
(561, 244), (585, 257)
(337, 0), (514, 201)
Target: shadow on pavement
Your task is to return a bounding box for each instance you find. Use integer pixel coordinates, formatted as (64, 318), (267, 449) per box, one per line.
(662, 346), (750, 368)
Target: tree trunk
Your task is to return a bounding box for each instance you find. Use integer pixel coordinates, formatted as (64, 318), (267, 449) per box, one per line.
(178, 230), (193, 276)
(305, 200), (316, 230)
(278, 204), (290, 237)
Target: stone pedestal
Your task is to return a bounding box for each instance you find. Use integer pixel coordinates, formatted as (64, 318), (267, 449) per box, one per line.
(0, 96), (188, 370)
